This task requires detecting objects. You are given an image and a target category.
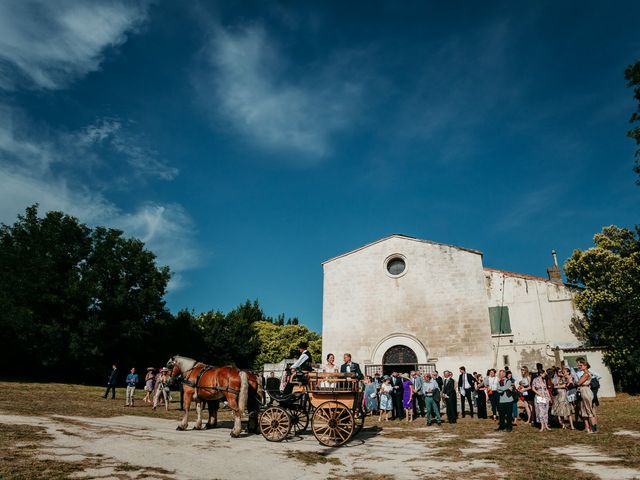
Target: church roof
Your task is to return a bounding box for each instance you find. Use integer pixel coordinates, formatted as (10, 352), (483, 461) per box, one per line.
(322, 234), (483, 265)
(483, 267), (550, 283)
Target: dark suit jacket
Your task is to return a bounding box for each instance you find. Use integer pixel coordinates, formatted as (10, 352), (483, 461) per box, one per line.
(457, 373), (476, 392)
(390, 375), (404, 395)
(107, 368), (118, 385)
(443, 377), (456, 397)
(435, 376), (444, 390)
(340, 362), (363, 380)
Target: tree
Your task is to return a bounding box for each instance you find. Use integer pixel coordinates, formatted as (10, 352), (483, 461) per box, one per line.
(0, 205), (172, 381)
(625, 59), (640, 183)
(564, 225), (640, 392)
(253, 321), (322, 369)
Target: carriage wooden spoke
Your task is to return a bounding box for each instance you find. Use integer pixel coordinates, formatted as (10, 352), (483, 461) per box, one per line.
(259, 406), (292, 442)
(311, 401), (354, 447)
(288, 404), (310, 434)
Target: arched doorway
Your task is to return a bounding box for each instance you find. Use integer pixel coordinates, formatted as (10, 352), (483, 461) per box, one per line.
(382, 345), (418, 375)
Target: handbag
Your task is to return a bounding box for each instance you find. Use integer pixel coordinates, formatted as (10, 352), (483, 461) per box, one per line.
(535, 395), (548, 405)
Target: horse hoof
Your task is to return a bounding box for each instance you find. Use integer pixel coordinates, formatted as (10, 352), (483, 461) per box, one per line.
(176, 426), (185, 431)
(230, 431), (240, 438)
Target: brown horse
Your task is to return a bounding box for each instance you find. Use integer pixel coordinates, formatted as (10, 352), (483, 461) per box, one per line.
(167, 355), (262, 437)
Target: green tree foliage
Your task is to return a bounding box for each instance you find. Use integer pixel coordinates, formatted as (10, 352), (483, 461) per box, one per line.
(0, 205), (172, 381)
(0, 206), (320, 382)
(254, 321), (322, 369)
(625, 59), (640, 183)
(564, 225), (640, 392)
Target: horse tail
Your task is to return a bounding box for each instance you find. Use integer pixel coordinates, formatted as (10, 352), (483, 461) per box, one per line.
(238, 370), (249, 413)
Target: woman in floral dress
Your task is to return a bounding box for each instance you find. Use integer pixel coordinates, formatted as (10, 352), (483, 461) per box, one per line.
(379, 377), (393, 422)
(532, 370), (551, 432)
(551, 367), (575, 429)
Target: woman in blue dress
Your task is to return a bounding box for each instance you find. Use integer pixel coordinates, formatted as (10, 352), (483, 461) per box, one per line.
(379, 377), (393, 421)
(363, 376), (378, 415)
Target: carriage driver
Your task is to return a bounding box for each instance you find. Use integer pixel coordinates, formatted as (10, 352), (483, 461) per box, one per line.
(289, 341), (313, 378)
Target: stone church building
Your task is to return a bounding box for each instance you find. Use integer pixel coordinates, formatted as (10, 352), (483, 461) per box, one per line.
(321, 234), (615, 397)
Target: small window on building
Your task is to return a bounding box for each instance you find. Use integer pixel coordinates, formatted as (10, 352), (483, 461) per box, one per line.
(563, 355), (585, 369)
(385, 255), (407, 277)
(489, 306), (512, 334)
(503, 355), (510, 366)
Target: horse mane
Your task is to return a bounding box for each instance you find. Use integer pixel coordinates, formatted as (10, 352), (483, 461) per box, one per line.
(173, 355), (197, 373)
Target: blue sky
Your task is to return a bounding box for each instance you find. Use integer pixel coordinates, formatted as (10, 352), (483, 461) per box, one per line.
(1, 1), (638, 333)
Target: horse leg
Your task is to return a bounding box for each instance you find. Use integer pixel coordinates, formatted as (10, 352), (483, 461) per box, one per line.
(206, 401), (219, 429)
(177, 394), (191, 430)
(194, 401), (204, 430)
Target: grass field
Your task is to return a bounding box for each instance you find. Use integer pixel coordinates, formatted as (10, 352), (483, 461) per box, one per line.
(1, 381), (639, 479)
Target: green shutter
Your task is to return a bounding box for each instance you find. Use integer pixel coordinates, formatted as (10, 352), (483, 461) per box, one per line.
(488, 306), (511, 334)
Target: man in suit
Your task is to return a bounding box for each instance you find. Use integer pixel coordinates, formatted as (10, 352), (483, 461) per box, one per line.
(412, 371), (425, 418)
(442, 370), (457, 423)
(103, 364), (118, 399)
(390, 371), (404, 420)
(340, 353), (363, 380)
(458, 366), (476, 418)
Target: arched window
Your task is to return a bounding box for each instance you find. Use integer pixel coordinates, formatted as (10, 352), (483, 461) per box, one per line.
(382, 345), (418, 365)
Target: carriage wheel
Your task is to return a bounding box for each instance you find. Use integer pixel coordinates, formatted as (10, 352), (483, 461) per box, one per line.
(289, 404), (310, 434)
(259, 406), (291, 442)
(311, 401), (354, 447)
(353, 408), (366, 436)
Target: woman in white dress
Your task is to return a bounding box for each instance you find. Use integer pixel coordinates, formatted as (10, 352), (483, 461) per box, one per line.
(323, 353), (338, 373)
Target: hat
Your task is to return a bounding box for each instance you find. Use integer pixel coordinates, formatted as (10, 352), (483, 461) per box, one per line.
(298, 341), (308, 349)
(401, 373), (410, 379)
(147, 367), (154, 371)
(383, 375), (390, 380)
(162, 367), (169, 372)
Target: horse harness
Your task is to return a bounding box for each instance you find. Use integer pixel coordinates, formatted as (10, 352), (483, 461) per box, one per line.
(181, 364), (242, 397)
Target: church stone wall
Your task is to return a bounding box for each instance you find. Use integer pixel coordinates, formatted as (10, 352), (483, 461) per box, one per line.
(322, 236), (494, 374)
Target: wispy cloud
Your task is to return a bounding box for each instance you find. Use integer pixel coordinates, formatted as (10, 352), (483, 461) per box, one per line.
(196, 24), (364, 160)
(74, 119), (179, 180)
(0, 0), (148, 90)
(0, 105), (197, 289)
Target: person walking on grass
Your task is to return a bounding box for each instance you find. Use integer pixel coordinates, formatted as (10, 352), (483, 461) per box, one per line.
(153, 368), (171, 411)
(103, 364), (118, 399)
(143, 367), (155, 403)
(125, 367), (138, 407)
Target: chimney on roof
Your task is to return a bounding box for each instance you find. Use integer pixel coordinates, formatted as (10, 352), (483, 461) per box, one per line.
(547, 249), (563, 284)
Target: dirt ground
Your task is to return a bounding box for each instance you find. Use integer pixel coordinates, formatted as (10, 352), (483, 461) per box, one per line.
(1, 383), (639, 480)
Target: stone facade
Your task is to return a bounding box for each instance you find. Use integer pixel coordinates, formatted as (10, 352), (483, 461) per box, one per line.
(321, 234), (615, 396)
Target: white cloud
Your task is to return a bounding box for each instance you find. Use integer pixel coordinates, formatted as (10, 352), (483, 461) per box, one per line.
(0, 0), (148, 90)
(0, 106), (197, 290)
(197, 24), (363, 160)
(74, 118), (178, 180)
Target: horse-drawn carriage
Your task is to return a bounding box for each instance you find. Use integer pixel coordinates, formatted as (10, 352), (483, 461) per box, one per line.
(260, 371), (365, 447)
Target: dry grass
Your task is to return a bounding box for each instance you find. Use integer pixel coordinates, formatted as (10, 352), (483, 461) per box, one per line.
(285, 450), (342, 466)
(366, 395), (640, 479)
(0, 382), (639, 480)
(0, 424), (99, 480)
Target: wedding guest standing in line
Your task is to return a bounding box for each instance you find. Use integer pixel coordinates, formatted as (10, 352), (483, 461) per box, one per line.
(532, 369), (551, 432)
(443, 371), (457, 424)
(552, 368), (575, 430)
(476, 373), (488, 419)
(401, 373), (414, 422)
(496, 370), (514, 432)
(379, 376), (394, 422)
(577, 360), (598, 433)
(364, 376), (379, 415)
(519, 366), (534, 425)
(458, 366), (476, 418)
(484, 369), (499, 421)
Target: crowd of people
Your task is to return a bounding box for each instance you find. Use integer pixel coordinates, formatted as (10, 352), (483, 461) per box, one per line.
(102, 364), (178, 411)
(353, 357), (601, 433)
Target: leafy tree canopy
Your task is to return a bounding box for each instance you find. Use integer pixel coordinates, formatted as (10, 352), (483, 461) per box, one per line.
(0, 205), (172, 380)
(564, 225), (640, 392)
